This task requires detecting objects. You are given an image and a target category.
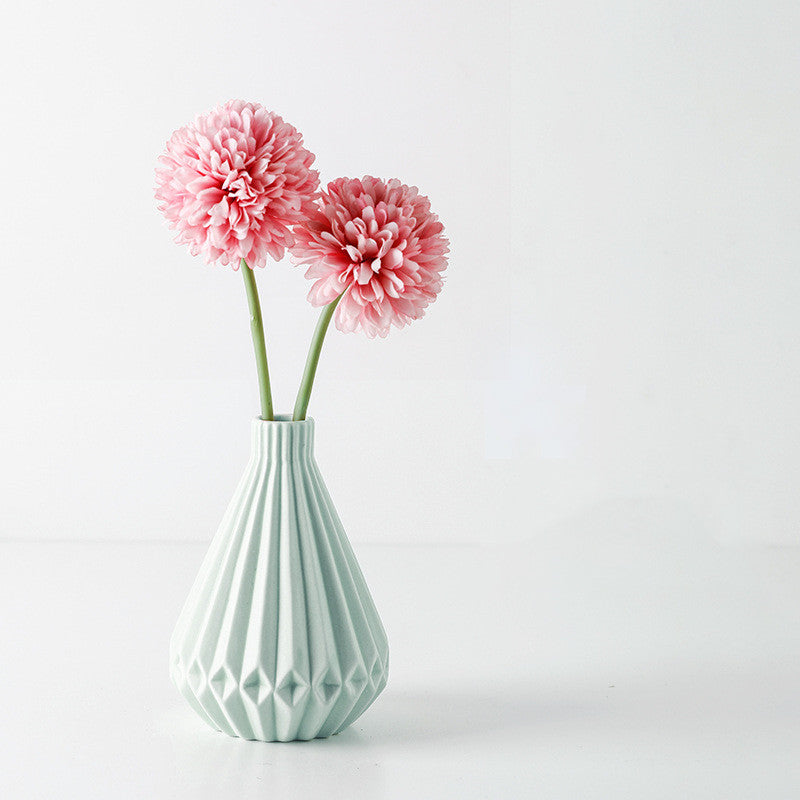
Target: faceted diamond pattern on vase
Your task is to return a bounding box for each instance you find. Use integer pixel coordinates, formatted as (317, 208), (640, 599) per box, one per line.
(369, 655), (386, 688)
(169, 418), (390, 742)
(345, 663), (369, 694)
(187, 661), (204, 694)
(209, 665), (238, 702)
(241, 667), (273, 707)
(276, 670), (310, 708)
(314, 670), (343, 704)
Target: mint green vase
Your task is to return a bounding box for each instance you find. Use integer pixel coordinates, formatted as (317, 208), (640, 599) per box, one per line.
(170, 416), (389, 741)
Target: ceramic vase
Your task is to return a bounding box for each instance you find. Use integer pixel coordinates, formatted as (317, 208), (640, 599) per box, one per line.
(170, 416), (389, 741)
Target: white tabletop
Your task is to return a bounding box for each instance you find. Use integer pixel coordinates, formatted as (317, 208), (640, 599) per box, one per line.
(1, 527), (798, 799)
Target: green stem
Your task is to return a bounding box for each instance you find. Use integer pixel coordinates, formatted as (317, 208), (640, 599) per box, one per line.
(293, 294), (343, 421)
(240, 259), (273, 420)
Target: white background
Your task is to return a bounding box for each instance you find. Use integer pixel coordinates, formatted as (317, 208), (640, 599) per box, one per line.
(1, 1), (799, 798)
(2, 0), (798, 547)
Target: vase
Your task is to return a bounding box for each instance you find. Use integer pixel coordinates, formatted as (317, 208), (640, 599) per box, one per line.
(169, 416), (389, 742)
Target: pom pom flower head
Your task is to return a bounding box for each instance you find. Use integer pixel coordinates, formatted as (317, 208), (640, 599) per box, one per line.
(155, 100), (320, 422)
(291, 176), (449, 338)
(155, 99), (319, 268)
(155, 102), (448, 423)
(288, 176), (448, 420)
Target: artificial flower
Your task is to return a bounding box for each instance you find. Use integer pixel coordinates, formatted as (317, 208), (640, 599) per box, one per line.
(155, 100), (319, 268)
(291, 176), (449, 337)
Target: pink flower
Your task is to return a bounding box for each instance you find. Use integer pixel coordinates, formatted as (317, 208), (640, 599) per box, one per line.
(155, 100), (319, 268)
(291, 177), (449, 337)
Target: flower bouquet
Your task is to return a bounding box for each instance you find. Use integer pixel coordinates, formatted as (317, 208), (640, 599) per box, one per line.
(156, 100), (448, 742)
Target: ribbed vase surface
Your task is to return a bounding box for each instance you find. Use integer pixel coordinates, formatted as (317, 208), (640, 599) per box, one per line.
(170, 416), (389, 742)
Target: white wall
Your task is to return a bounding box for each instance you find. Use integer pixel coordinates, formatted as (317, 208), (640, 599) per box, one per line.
(1, 1), (798, 544)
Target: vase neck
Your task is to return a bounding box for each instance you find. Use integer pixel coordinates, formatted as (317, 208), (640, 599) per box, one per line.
(250, 416), (315, 461)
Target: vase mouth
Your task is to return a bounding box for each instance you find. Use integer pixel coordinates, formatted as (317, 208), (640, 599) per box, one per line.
(253, 414), (314, 425)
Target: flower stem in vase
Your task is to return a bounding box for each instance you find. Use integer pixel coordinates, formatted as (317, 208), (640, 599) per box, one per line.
(240, 258), (274, 421)
(293, 294), (343, 421)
